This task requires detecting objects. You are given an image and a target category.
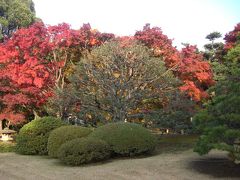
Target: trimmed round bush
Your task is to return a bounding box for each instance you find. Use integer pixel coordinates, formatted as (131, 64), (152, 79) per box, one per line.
(58, 137), (111, 166)
(48, 125), (92, 158)
(90, 122), (157, 156)
(16, 116), (65, 155)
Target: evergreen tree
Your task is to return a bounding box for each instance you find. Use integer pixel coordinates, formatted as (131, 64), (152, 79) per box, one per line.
(194, 42), (240, 163)
(203, 31), (224, 62)
(0, 0), (35, 40)
(66, 40), (180, 123)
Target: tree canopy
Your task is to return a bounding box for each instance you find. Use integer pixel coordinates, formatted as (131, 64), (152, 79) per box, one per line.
(194, 24), (240, 163)
(135, 24), (214, 101)
(67, 40), (180, 122)
(0, 21), (220, 129)
(0, 22), (114, 125)
(0, 0), (35, 40)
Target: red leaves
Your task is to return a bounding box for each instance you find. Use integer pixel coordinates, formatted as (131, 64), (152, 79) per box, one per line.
(135, 24), (179, 67)
(179, 45), (214, 83)
(77, 23), (114, 49)
(134, 25), (214, 101)
(0, 22), (115, 125)
(3, 93), (30, 106)
(0, 23), (53, 124)
(224, 23), (240, 50)
(118, 36), (135, 47)
(33, 77), (44, 88)
(0, 112), (25, 125)
(56, 60), (66, 68)
(0, 22), (81, 124)
(0, 22), (218, 124)
(178, 45), (214, 101)
(179, 80), (208, 101)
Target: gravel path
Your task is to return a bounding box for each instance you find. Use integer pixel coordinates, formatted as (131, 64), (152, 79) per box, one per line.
(0, 150), (239, 180)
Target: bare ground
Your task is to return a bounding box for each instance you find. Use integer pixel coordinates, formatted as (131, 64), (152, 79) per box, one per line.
(0, 150), (239, 180)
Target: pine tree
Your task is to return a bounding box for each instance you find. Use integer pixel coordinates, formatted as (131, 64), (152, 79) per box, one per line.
(194, 28), (240, 163)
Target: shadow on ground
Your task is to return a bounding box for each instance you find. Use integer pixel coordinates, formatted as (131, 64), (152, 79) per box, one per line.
(188, 157), (240, 178)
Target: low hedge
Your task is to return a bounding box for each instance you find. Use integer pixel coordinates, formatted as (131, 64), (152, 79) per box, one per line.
(48, 125), (92, 158)
(16, 116), (65, 155)
(58, 137), (111, 166)
(0, 142), (16, 153)
(90, 122), (157, 156)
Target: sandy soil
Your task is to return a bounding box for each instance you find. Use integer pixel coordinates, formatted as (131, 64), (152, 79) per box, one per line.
(0, 150), (239, 180)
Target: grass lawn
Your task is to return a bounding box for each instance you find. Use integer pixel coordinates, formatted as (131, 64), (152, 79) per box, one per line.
(155, 134), (199, 154)
(0, 134), (239, 179)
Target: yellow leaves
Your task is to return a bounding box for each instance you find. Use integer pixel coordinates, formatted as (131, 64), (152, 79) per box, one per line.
(153, 48), (163, 56)
(89, 86), (97, 94)
(128, 108), (140, 115)
(63, 65), (75, 78)
(86, 113), (92, 119)
(104, 113), (112, 121)
(90, 29), (99, 33)
(113, 72), (120, 78)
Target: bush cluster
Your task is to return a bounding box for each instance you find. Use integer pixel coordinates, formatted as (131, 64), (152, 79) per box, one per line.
(15, 117), (65, 155)
(47, 125), (92, 158)
(16, 117), (156, 166)
(58, 137), (111, 166)
(90, 122), (157, 156)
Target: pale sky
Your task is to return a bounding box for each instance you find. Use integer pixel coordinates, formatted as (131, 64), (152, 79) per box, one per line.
(33, 0), (240, 49)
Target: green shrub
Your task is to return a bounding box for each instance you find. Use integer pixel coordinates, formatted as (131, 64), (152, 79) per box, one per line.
(90, 122), (157, 156)
(58, 137), (111, 166)
(48, 125), (92, 158)
(16, 116), (65, 155)
(0, 142), (16, 152)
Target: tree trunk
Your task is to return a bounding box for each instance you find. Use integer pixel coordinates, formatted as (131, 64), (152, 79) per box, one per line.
(33, 110), (40, 120)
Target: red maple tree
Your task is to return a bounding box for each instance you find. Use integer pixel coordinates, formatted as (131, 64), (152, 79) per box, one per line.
(134, 24), (214, 101)
(0, 22), (114, 125)
(179, 45), (214, 101)
(224, 23), (240, 50)
(0, 22), (53, 125)
(49, 23), (115, 89)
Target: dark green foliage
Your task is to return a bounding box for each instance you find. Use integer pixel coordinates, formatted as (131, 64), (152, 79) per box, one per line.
(147, 111), (193, 133)
(144, 92), (196, 133)
(210, 61), (229, 81)
(224, 45), (240, 63)
(58, 137), (111, 166)
(15, 117), (65, 155)
(194, 83), (240, 157)
(206, 32), (222, 41)
(0, 142), (16, 152)
(203, 31), (224, 61)
(90, 122), (157, 156)
(47, 125), (92, 158)
(45, 85), (81, 122)
(156, 135), (199, 154)
(194, 46), (240, 162)
(0, 0), (35, 39)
